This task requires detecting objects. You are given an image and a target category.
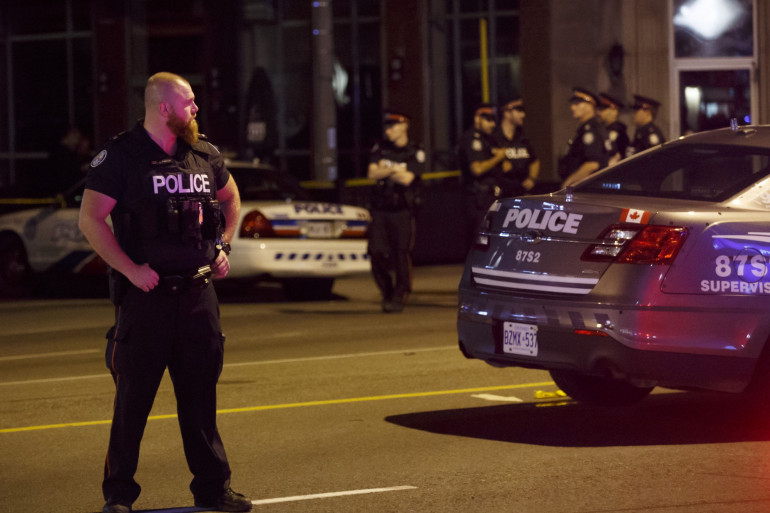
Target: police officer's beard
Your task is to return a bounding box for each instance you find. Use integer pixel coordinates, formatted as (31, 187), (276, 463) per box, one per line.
(167, 113), (199, 146)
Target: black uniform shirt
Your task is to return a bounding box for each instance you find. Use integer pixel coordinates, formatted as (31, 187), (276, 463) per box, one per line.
(368, 139), (425, 211)
(606, 120), (630, 159)
(559, 116), (612, 178)
(491, 125), (537, 181)
(85, 121), (231, 274)
(627, 122), (665, 157)
(458, 128), (500, 192)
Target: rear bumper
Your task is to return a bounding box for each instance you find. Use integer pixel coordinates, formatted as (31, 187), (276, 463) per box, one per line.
(457, 286), (760, 393)
(227, 238), (370, 279)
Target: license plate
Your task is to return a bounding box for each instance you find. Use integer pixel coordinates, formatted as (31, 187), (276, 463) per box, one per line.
(503, 322), (538, 356)
(306, 222), (333, 238)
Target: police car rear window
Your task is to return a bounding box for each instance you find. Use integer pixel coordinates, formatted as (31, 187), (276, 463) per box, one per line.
(578, 144), (770, 202)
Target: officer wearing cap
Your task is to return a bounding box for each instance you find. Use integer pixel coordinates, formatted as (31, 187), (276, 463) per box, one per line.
(367, 109), (425, 313)
(458, 102), (508, 248)
(597, 92), (630, 163)
(492, 96), (540, 196)
(79, 72), (251, 513)
(628, 94), (666, 157)
(559, 87), (614, 187)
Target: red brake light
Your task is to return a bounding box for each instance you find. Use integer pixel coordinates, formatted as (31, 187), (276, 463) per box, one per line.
(583, 224), (687, 265)
(616, 225), (688, 264)
(239, 210), (275, 239)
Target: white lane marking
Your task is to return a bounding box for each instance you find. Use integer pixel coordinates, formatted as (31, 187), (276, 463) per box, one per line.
(471, 393), (524, 403)
(253, 486), (417, 505)
(0, 346), (456, 386)
(0, 349), (100, 362)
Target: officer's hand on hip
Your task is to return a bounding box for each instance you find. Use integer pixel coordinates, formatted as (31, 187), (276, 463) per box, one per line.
(127, 263), (159, 292)
(212, 250), (230, 279)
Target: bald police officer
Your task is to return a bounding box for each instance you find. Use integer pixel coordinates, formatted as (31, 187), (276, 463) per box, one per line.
(559, 87), (613, 187)
(627, 94), (666, 157)
(79, 72), (251, 513)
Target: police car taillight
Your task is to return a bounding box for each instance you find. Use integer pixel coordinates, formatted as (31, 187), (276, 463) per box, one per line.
(239, 210), (276, 238)
(616, 225), (687, 264)
(473, 214), (493, 250)
(582, 224), (687, 264)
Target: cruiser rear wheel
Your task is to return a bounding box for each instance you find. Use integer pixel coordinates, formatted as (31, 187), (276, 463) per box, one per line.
(549, 369), (653, 407)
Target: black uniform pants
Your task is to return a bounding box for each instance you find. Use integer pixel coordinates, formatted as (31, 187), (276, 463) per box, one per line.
(102, 282), (230, 506)
(367, 208), (415, 303)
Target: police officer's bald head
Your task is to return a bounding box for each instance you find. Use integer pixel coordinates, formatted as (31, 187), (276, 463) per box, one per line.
(145, 72), (190, 110)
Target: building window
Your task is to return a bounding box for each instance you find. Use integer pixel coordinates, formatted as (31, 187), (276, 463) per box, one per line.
(673, 0), (753, 58)
(670, 0), (756, 135)
(0, 0), (93, 194)
(433, 1), (520, 164)
(245, 0), (380, 181)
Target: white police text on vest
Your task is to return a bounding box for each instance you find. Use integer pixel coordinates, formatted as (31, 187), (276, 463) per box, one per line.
(153, 173), (211, 195)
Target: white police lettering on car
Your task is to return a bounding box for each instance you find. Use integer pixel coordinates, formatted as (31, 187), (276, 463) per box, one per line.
(152, 173), (211, 195)
(502, 208), (583, 234)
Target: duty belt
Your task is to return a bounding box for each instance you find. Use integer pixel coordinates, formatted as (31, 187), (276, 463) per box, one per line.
(159, 265), (212, 294)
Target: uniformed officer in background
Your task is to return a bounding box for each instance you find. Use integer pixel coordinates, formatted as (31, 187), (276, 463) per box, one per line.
(559, 87), (613, 187)
(459, 103), (507, 249)
(628, 94), (666, 157)
(79, 72), (251, 513)
(597, 92), (630, 164)
(367, 109), (425, 313)
(492, 96), (540, 197)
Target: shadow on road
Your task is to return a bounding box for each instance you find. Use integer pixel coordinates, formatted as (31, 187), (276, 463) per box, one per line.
(385, 391), (770, 447)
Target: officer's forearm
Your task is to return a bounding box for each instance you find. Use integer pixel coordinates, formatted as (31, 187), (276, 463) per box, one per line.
(471, 155), (503, 176)
(79, 216), (137, 278)
(528, 160), (541, 181)
(220, 195), (240, 242)
(390, 169), (415, 186)
(368, 161), (394, 180)
(562, 161), (599, 187)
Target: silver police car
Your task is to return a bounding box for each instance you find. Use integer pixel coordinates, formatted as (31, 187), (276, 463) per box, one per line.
(458, 124), (770, 406)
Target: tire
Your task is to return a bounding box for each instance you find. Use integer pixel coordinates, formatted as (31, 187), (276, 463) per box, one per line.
(741, 339), (770, 403)
(549, 369), (653, 407)
(282, 277), (334, 301)
(0, 233), (32, 298)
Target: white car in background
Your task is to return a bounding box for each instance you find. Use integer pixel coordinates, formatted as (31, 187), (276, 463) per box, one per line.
(0, 163), (371, 299)
(225, 162), (371, 299)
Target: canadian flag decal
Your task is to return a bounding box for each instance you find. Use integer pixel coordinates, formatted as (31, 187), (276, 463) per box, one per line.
(620, 208), (651, 224)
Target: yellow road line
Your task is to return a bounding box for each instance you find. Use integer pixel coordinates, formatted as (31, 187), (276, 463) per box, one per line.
(0, 381), (554, 434)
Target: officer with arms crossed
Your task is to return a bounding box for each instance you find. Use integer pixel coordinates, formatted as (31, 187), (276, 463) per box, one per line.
(627, 94), (666, 157)
(79, 72), (251, 513)
(368, 109), (425, 313)
(560, 87), (613, 187)
(492, 96), (540, 197)
(459, 103), (507, 248)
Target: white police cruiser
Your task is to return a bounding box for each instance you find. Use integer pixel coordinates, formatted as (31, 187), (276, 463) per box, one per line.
(0, 163), (370, 299)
